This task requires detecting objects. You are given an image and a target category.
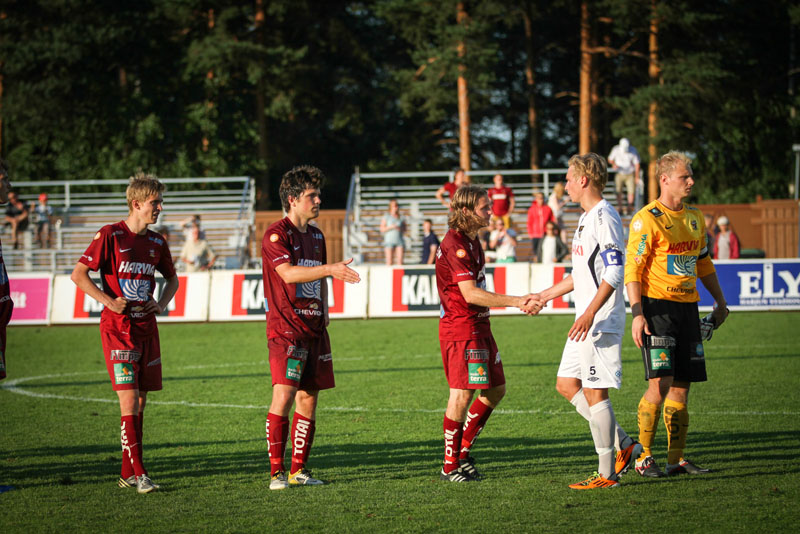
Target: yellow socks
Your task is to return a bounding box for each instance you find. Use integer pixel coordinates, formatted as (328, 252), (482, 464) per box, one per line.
(637, 397), (660, 459)
(663, 398), (689, 465)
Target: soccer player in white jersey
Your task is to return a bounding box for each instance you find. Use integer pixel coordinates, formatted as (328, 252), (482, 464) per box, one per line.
(529, 153), (642, 489)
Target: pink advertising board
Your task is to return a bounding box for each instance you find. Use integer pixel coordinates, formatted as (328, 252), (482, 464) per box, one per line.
(9, 274), (52, 325)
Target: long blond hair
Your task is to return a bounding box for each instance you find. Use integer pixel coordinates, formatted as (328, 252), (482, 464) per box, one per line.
(448, 185), (488, 234)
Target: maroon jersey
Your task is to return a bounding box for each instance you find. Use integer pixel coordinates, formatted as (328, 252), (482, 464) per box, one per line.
(435, 229), (491, 341)
(488, 186), (514, 216)
(79, 221), (175, 334)
(443, 181), (458, 199)
(262, 217), (327, 340)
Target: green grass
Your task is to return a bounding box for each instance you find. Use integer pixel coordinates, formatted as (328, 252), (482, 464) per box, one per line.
(2, 312), (799, 532)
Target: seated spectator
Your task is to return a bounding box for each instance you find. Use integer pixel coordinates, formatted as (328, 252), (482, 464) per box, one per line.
(488, 218), (517, 263)
(180, 223), (217, 272)
(713, 215), (740, 259)
(33, 192), (54, 248)
(537, 220), (569, 264)
(380, 198), (405, 265)
(420, 218), (439, 265)
(4, 190), (29, 249)
(435, 168), (470, 208)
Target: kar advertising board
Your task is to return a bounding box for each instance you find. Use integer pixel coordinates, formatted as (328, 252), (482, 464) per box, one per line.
(208, 267), (369, 321)
(50, 273), (209, 324)
(9, 273), (52, 325)
(368, 263), (530, 318)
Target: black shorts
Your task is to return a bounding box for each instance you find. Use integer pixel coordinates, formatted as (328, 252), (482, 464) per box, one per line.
(641, 296), (707, 383)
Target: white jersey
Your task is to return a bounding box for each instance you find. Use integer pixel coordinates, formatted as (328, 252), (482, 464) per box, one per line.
(570, 199), (625, 335)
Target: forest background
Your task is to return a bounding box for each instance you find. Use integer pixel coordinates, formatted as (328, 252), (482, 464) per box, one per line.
(1, 0), (798, 209)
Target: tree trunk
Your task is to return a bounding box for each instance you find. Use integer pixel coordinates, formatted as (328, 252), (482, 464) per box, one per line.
(202, 9), (215, 155)
(456, 2), (471, 170)
(522, 2), (539, 170)
(647, 0), (660, 202)
(579, 1), (592, 155)
(254, 0), (269, 205)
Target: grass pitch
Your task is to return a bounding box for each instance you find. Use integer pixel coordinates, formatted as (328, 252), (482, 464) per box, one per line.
(1, 312), (799, 532)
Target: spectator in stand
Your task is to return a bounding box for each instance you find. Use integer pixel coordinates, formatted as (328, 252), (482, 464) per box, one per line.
(421, 218), (440, 265)
(527, 191), (556, 262)
(181, 214), (205, 240)
(380, 198), (406, 265)
(548, 181), (568, 242)
(34, 192), (54, 248)
(4, 190), (29, 249)
(537, 220), (569, 264)
(180, 223), (217, 272)
(488, 173), (515, 228)
(703, 213), (718, 258)
(608, 137), (641, 215)
(713, 216), (740, 260)
(436, 168), (471, 208)
(488, 218), (517, 263)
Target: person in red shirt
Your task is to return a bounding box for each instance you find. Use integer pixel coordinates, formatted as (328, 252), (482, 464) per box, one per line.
(487, 173), (515, 228)
(526, 191), (556, 262)
(70, 173), (179, 494)
(262, 165), (361, 490)
(0, 159), (14, 381)
(436, 168), (471, 208)
(435, 185), (541, 482)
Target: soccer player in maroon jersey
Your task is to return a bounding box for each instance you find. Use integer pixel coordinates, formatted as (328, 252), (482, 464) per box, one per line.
(262, 165), (361, 490)
(487, 173), (515, 228)
(435, 184), (540, 482)
(0, 159), (14, 381)
(435, 168), (470, 208)
(71, 173), (178, 494)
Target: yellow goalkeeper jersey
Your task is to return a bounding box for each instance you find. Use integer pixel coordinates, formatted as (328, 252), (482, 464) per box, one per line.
(624, 200), (715, 303)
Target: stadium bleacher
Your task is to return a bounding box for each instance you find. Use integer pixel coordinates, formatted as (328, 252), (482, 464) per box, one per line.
(344, 169), (636, 264)
(3, 177), (255, 273)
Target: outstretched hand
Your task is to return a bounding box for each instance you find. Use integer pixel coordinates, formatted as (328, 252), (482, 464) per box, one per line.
(329, 258), (361, 284)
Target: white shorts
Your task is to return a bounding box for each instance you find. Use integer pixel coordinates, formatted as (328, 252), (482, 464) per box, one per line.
(556, 332), (623, 389)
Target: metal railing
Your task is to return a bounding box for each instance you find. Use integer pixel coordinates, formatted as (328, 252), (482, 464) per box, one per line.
(344, 167), (642, 264)
(4, 176), (256, 272)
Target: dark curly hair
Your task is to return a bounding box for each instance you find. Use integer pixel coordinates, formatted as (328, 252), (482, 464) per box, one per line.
(279, 165), (326, 212)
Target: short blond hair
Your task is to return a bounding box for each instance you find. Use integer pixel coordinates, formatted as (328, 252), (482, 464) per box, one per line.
(448, 185), (488, 234)
(656, 151), (692, 179)
(127, 171), (165, 212)
(568, 153), (608, 190)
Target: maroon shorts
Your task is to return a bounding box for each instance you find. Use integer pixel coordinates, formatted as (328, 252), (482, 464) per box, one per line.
(268, 330), (334, 391)
(440, 335), (505, 390)
(101, 325), (163, 392)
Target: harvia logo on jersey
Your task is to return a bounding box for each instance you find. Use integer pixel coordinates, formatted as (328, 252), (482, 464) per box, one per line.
(233, 273), (334, 316)
(119, 278), (151, 301)
(79, 276), (177, 317)
(392, 267), (501, 312)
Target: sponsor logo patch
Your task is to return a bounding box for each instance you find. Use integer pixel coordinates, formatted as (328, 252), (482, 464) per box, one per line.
(632, 219), (642, 232)
(649, 348), (672, 370)
(110, 350), (141, 362)
(114, 363), (135, 385)
(468, 363), (489, 385)
(465, 349), (489, 362)
(270, 233), (279, 242)
(456, 249), (467, 258)
(94, 232), (101, 240)
(666, 255), (697, 276)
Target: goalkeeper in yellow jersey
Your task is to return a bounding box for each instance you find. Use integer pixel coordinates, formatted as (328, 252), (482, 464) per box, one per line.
(624, 151), (729, 477)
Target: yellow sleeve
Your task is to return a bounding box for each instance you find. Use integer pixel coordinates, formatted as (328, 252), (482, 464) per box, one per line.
(624, 213), (652, 285)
